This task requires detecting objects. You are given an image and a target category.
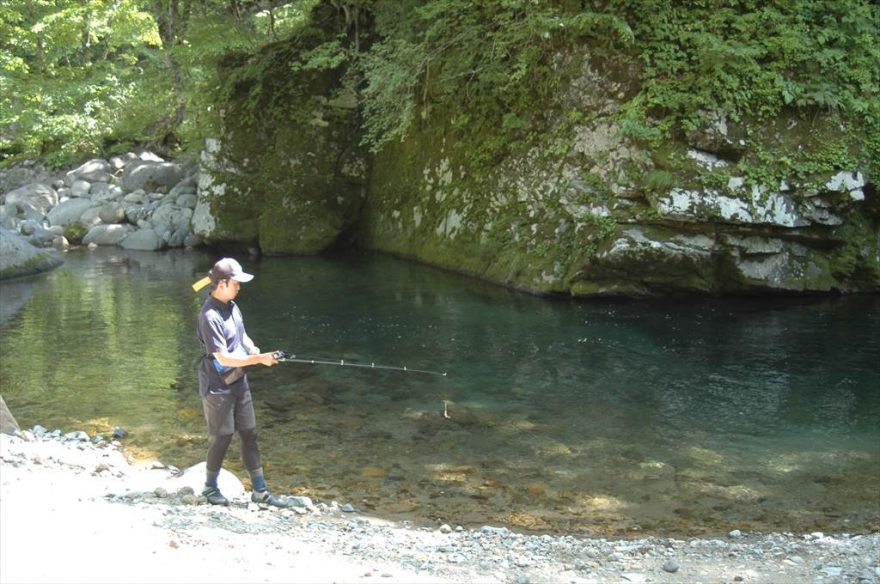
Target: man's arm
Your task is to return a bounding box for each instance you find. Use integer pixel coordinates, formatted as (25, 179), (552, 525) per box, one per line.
(242, 333), (259, 355)
(213, 348), (278, 368)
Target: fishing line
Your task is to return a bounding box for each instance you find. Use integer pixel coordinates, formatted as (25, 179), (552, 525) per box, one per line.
(273, 351), (447, 377)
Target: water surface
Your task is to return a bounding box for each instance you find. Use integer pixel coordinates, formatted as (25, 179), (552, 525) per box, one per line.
(1, 248), (878, 536)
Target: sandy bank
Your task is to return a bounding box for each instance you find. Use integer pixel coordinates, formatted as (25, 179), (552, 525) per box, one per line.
(1, 429), (878, 584)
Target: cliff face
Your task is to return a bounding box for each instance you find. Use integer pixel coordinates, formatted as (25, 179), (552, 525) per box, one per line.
(193, 39), (369, 256)
(197, 48), (878, 297)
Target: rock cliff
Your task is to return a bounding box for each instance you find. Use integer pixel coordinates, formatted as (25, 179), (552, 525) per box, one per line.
(196, 46), (877, 297)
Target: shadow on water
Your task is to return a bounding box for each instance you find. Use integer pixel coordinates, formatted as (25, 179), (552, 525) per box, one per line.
(1, 248), (878, 536)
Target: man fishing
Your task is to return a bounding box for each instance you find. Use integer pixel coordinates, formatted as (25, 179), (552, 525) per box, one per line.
(194, 257), (289, 507)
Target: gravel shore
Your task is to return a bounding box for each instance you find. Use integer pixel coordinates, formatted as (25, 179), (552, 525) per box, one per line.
(1, 428), (878, 584)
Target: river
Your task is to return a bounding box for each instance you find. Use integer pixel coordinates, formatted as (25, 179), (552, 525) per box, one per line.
(1, 247), (878, 536)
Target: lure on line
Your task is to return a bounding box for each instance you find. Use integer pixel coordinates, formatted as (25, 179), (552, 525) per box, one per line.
(273, 351), (447, 377)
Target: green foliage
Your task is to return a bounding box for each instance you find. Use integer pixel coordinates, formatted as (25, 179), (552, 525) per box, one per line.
(354, 0), (632, 155)
(643, 169), (675, 193)
(3, 0), (877, 184)
(609, 0), (879, 175)
(0, 0), (160, 164)
(0, 0), (318, 164)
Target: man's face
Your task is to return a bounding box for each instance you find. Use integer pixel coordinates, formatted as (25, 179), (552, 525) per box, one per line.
(216, 278), (241, 301)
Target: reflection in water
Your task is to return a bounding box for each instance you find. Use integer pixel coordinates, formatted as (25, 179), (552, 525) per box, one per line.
(1, 248), (878, 536)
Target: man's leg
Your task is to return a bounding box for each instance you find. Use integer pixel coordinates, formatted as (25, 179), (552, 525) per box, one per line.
(236, 390), (289, 508)
(202, 391), (236, 505)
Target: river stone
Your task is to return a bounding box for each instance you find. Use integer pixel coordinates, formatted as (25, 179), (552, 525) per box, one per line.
(3, 183), (58, 217)
(65, 159), (113, 185)
(121, 161), (184, 193)
(83, 224), (133, 246)
(0, 209), (15, 230)
(168, 177), (196, 199)
(21, 221), (56, 247)
(70, 180), (92, 198)
(0, 229), (63, 280)
(176, 193), (198, 209)
(98, 203), (125, 224)
(123, 189), (148, 204)
(167, 227), (189, 248)
(120, 228), (163, 251)
(0, 395), (20, 434)
(47, 198), (98, 227)
(109, 153), (138, 171)
(79, 206), (104, 227)
(152, 205), (192, 233)
(0, 165), (50, 195)
(53, 236), (69, 251)
(89, 182), (112, 198)
(166, 462), (246, 501)
(124, 205), (150, 225)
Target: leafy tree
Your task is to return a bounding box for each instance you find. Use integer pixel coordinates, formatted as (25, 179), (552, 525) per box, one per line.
(0, 0), (316, 165)
(0, 0), (159, 164)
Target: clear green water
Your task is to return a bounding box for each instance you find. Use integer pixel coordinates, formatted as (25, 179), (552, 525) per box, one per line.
(1, 247), (878, 536)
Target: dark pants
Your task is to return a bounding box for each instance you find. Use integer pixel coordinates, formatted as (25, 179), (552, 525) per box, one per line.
(202, 389), (261, 473)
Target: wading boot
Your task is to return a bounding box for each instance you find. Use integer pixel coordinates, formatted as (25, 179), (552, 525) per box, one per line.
(251, 490), (290, 508)
(202, 485), (230, 506)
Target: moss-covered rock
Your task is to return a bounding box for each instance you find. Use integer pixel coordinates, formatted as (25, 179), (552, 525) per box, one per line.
(0, 230), (63, 280)
(63, 223), (88, 245)
(195, 27), (368, 254)
(204, 33), (877, 297)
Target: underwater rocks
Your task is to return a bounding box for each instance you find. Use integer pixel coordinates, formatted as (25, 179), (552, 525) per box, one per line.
(2, 418), (880, 583)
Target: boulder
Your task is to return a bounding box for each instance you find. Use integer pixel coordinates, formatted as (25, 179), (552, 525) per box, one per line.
(70, 180), (92, 198)
(109, 153), (138, 171)
(123, 190), (148, 205)
(165, 462), (246, 501)
(0, 207), (14, 230)
(83, 224), (134, 246)
(168, 176), (197, 199)
(47, 198), (99, 227)
(19, 220), (57, 248)
(65, 159), (113, 185)
(98, 203), (126, 224)
(79, 206), (104, 227)
(167, 227), (189, 248)
(0, 395), (20, 435)
(0, 229), (63, 280)
(0, 164), (50, 195)
(3, 183), (58, 217)
(151, 205), (192, 233)
(176, 194), (198, 209)
(120, 228), (164, 251)
(121, 161), (184, 193)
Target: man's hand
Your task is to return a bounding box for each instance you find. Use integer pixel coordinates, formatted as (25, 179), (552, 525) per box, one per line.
(256, 352), (279, 367)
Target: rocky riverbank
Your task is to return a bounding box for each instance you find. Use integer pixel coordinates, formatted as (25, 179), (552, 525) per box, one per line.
(0, 154), (204, 280)
(1, 425), (878, 584)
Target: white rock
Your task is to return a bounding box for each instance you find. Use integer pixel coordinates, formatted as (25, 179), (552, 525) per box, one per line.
(70, 180), (92, 197)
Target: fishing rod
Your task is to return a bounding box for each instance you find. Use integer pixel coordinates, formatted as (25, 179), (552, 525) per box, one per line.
(273, 351), (447, 377)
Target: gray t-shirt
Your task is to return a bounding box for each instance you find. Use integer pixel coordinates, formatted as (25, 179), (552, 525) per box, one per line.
(197, 296), (250, 396)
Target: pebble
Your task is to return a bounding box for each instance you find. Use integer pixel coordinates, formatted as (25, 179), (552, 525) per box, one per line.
(2, 426), (879, 584)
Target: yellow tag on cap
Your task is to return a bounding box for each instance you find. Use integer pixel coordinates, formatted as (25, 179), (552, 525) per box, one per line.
(191, 276), (211, 292)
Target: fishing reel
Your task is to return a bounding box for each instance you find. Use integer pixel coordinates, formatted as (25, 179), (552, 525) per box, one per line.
(274, 350), (292, 361)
